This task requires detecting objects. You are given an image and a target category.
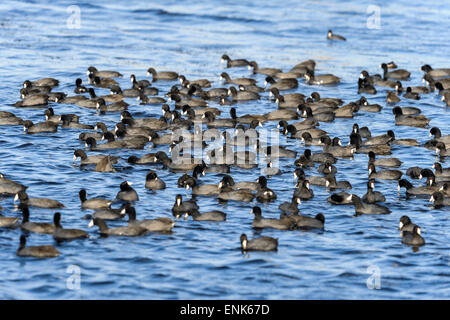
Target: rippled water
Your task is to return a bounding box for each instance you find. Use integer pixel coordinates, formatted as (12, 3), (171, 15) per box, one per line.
(0, 0), (449, 299)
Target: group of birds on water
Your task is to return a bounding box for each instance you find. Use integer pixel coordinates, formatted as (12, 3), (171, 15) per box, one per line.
(1, 29), (450, 257)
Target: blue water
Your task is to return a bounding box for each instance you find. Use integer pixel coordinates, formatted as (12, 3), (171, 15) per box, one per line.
(0, 0), (449, 299)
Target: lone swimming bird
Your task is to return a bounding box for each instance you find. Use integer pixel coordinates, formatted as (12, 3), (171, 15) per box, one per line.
(327, 30), (346, 41)
(240, 234), (278, 252)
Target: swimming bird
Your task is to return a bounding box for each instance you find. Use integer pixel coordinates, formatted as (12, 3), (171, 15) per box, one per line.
(327, 30), (346, 41)
(17, 235), (60, 258)
(172, 194), (199, 218)
(401, 226), (425, 246)
(380, 63), (410, 80)
(123, 205), (175, 232)
(23, 120), (57, 134)
(368, 163), (402, 180)
(145, 171), (166, 190)
(240, 234), (278, 252)
(20, 205), (55, 234)
(304, 69), (340, 85)
(368, 151), (402, 168)
(430, 191), (450, 207)
(220, 72), (256, 86)
(53, 212), (89, 240)
(186, 210), (226, 222)
(88, 217), (148, 236)
(251, 206), (296, 230)
(147, 67), (178, 81)
(393, 107), (430, 128)
(399, 216), (419, 232)
(351, 194), (391, 216)
(116, 181), (139, 201)
(15, 191), (65, 209)
(79, 189), (112, 209)
(221, 54), (249, 68)
(87, 66), (123, 78)
(362, 179), (386, 203)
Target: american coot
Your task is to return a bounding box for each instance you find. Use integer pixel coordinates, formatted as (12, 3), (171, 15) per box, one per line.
(368, 163), (402, 180)
(406, 167), (423, 179)
(284, 212), (325, 230)
(73, 149), (119, 166)
(317, 162), (337, 174)
(220, 72), (256, 86)
(17, 235), (60, 258)
(279, 196), (302, 214)
(256, 176), (277, 203)
(397, 179), (439, 196)
(0, 213), (20, 228)
(172, 194), (199, 218)
(428, 127), (450, 145)
(395, 81), (428, 94)
(325, 175), (352, 190)
(248, 61), (281, 76)
(251, 206), (296, 230)
(401, 226), (425, 246)
(321, 136), (354, 157)
(20, 205), (55, 234)
(87, 66), (123, 78)
(145, 171), (166, 190)
(186, 210), (226, 222)
(53, 212), (89, 241)
(386, 91), (400, 103)
(304, 70), (340, 85)
(294, 180), (314, 200)
(74, 78), (87, 93)
(368, 151), (402, 168)
(221, 54), (249, 68)
(352, 123), (371, 139)
(380, 63), (410, 80)
(218, 183), (255, 202)
(116, 181), (139, 201)
(399, 216), (419, 232)
(327, 30), (346, 41)
(362, 179), (386, 203)
(23, 120), (57, 134)
(85, 205), (127, 221)
(14, 93), (49, 108)
(357, 97), (382, 113)
(351, 195), (391, 216)
(435, 142), (450, 157)
(430, 192), (450, 207)
(15, 191), (65, 209)
(327, 192), (353, 205)
(240, 234), (278, 252)
(358, 78), (377, 94)
(420, 64), (450, 79)
(228, 86), (260, 101)
(95, 155), (115, 173)
(0, 173), (27, 196)
(392, 107), (430, 128)
(179, 75), (211, 88)
(130, 74), (150, 89)
(433, 163), (450, 177)
(89, 74), (118, 88)
(265, 76), (298, 91)
(403, 87), (420, 100)
(122, 205), (175, 232)
(304, 148), (337, 165)
(24, 78), (59, 88)
(79, 189), (112, 209)
(89, 217), (147, 236)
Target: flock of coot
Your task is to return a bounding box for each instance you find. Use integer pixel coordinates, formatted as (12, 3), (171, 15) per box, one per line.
(1, 30), (450, 258)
